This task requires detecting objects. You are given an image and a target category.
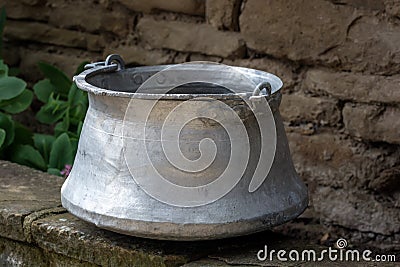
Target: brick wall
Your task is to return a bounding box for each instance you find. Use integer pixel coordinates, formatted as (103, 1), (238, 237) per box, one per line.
(2, 0), (399, 248)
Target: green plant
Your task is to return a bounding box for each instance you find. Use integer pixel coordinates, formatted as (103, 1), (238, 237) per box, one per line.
(0, 59), (88, 174)
(32, 62), (88, 175)
(0, 6), (88, 176)
(0, 61), (33, 148)
(0, 7), (33, 153)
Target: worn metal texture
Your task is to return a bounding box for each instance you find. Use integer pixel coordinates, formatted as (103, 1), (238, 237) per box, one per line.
(61, 56), (308, 240)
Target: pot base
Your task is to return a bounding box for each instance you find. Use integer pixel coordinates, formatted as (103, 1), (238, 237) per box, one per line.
(61, 193), (308, 241)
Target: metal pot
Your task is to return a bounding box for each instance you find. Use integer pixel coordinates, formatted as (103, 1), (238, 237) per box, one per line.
(61, 55), (308, 240)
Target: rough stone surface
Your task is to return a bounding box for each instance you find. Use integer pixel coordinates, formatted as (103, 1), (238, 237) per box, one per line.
(206, 0), (240, 31)
(0, 0), (49, 21)
(137, 17), (246, 58)
(385, 0), (400, 16)
(240, 0), (357, 62)
(0, 236), (98, 266)
(2, 160), (398, 266)
(320, 16), (400, 74)
(0, 161), (65, 242)
(48, 2), (129, 37)
(368, 166), (400, 193)
(0, 237), (48, 267)
(313, 186), (400, 235)
(118, 0), (205, 16)
(304, 69), (400, 104)
(4, 21), (104, 52)
(287, 131), (400, 191)
(280, 93), (340, 126)
(222, 58), (298, 90)
(104, 45), (174, 66)
(328, 0), (385, 11)
(343, 103), (400, 144)
(31, 213), (191, 267)
(18, 46), (99, 80)
(287, 131), (400, 236)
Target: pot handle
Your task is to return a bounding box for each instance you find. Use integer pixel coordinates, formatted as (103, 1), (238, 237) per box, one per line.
(253, 82), (272, 96)
(84, 54), (125, 71)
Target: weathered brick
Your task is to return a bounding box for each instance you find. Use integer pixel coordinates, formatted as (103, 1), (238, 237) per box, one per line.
(19, 47), (99, 80)
(189, 53), (222, 63)
(304, 69), (400, 104)
(205, 0), (240, 31)
(4, 21), (104, 52)
(117, 0), (205, 16)
(313, 186), (400, 235)
(321, 16), (400, 75)
(343, 103), (400, 144)
(280, 94), (340, 126)
(385, 0), (400, 16)
(329, 0), (385, 11)
(21, 0), (45, 5)
(239, 0), (357, 61)
(48, 2), (129, 36)
(288, 132), (400, 234)
(137, 17), (245, 58)
(104, 45), (173, 66)
(0, 1), (48, 21)
(222, 58), (297, 89)
(288, 131), (400, 189)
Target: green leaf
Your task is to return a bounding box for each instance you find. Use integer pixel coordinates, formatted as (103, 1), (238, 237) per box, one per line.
(35, 94), (69, 124)
(33, 79), (56, 103)
(67, 83), (77, 104)
(0, 128), (5, 147)
(70, 137), (79, 158)
(9, 144), (47, 171)
(13, 122), (33, 146)
(0, 60), (8, 77)
(47, 167), (61, 176)
(69, 85), (88, 107)
(76, 121), (83, 136)
(49, 133), (73, 170)
(0, 89), (33, 114)
(70, 105), (86, 126)
(37, 62), (71, 96)
(0, 76), (26, 100)
(33, 133), (55, 164)
(0, 112), (14, 147)
(54, 115), (69, 136)
(74, 61), (89, 76)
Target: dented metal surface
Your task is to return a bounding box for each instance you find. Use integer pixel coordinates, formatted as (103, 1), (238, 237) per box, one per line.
(61, 55), (308, 240)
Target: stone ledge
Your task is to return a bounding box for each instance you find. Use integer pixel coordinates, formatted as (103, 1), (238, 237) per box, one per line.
(0, 161), (65, 242)
(0, 160), (397, 266)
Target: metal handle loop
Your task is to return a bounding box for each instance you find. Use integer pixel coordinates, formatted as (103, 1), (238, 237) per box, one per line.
(252, 82), (272, 97)
(84, 54), (125, 71)
(105, 54), (125, 70)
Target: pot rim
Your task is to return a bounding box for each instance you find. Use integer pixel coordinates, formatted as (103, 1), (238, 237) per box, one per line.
(74, 62), (283, 100)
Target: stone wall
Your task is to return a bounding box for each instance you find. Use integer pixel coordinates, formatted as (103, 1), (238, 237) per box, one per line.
(1, 0), (399, 249)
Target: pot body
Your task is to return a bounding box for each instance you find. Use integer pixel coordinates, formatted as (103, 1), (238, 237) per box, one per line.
(61, 61), (308, 240)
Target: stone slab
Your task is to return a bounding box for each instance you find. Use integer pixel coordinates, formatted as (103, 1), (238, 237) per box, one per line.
(31, 213), (193, 267)
(0, 161), (65, 242)
(1, 160), (398, 266)
(343, 103), (400, 144)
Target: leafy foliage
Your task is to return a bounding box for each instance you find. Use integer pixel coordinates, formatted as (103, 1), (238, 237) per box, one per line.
(0, 6), (88, 176)
(0, 59), (88, 175)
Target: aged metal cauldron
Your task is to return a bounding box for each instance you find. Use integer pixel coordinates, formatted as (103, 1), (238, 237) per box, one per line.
(61, 54), (308, 240)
